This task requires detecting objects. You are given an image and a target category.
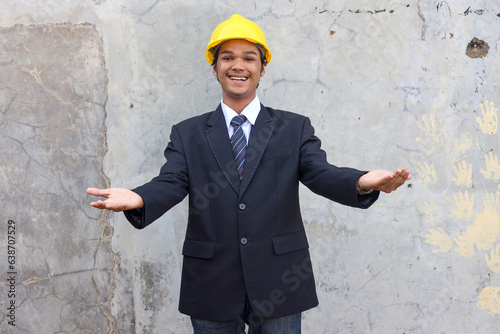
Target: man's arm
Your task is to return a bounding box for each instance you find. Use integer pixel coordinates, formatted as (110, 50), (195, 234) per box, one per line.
(86, 124), (190, 229)
(297, 116), (410, 206)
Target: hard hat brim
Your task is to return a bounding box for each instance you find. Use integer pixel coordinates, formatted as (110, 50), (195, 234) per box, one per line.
(206, 38), (271, 65)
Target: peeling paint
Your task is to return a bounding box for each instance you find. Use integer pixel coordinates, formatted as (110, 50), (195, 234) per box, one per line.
(0, 23), (113, 333)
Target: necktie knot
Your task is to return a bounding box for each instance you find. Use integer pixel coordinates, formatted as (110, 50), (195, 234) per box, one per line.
(231, 114), (247, 128)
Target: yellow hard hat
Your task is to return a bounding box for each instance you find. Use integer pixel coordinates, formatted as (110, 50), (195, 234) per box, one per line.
(206, 14), (272, 66)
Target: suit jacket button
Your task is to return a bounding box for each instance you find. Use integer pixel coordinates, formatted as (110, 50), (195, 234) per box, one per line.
(239, 203), (246, 211)
(240, 238), (248, 245)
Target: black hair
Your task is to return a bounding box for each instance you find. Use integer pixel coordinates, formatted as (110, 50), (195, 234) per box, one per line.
(211, 41), (267, 67)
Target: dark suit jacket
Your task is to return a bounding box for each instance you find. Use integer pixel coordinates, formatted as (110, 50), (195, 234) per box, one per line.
(124, 104), (379, 321)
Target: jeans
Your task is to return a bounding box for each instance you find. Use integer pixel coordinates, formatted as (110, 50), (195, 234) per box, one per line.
(191, 313), (301, 334)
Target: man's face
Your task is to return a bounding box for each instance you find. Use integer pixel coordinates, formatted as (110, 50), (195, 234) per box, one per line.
(213, 39), (265, 106)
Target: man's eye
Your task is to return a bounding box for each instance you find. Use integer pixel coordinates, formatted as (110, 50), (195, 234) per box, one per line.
(245, 58), (255, 61)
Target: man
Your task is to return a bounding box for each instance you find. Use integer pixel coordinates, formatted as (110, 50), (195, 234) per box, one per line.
(87, 14), (411, 334)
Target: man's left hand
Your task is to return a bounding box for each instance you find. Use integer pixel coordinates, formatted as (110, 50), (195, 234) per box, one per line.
(358, 168), (412, 194)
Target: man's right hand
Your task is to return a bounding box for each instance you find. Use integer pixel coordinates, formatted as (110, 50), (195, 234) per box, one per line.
(86, 188), (144, 212)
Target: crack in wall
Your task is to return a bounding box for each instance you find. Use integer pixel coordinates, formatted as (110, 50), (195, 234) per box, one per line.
(94, 30), (117, 333)
(21, 65), (80, 111)
(0, 22), (117, 333)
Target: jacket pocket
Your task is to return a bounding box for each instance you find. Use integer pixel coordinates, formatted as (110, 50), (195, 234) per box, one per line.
(272, 231), (309, 255)
(182, 239), (216, 259)
(261, 147), (292, 161)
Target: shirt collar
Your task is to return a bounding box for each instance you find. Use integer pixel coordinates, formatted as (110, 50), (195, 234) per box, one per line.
(221, 96), (261, 127)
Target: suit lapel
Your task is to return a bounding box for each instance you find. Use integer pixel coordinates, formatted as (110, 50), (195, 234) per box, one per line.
(206, 104), (274, 197)
(239, 105), (273, 196)
(205, 105), (241, 194)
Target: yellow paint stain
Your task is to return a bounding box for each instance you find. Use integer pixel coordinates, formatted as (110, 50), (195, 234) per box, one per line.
(450, 190), (474, 220)
(477, 286), (500, 316)
(457, 133), (474, 154)
(481, 152), (500, 182)
(476, 100), (498, 135)
(485, 244), (500, 273)
(416, 162), (438, 188)
(417, 200), (442, 225)
(452, 160), (473, 188)
(468, 210), (498, 251)
(425, 227), (453, 253)
(456, 195), (500, 255)
(454, 231), (476, 257)
(416, 114), (444, 149)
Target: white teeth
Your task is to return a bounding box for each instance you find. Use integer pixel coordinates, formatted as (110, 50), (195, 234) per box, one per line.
(230, 77), (247, 81)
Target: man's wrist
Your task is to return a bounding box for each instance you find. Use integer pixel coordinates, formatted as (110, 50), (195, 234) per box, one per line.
(356, 178), (374, 195)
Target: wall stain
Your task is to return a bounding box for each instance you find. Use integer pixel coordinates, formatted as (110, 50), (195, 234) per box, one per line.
(485, 244), (500, 273)
(477, 287), (500, 315)
(458, 195), (500, 255)
(450, 190), (475, 220)
(463, 7), (489, 16)
(416, 162), (439, 188)
(476, 100), (498, 135)
(481, 152), (500, 182)
(425, 227), (454, 253)
(416, 114), (444, 150)
(466, 38), (490, 58)
(315, 7), (396, 15)
(0, 23), (115, 333)
(417, 98), (500, 317)
(452, 161), (473, 188)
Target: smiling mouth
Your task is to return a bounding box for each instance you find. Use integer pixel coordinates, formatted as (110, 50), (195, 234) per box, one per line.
(229, 76), (248, 82)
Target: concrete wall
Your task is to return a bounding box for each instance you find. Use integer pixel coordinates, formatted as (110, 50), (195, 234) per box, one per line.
(0, 1), (498, 333)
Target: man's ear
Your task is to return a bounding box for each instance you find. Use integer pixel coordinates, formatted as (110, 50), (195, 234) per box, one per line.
(213, 64), (218, 77)
(260, 65), (265, 77)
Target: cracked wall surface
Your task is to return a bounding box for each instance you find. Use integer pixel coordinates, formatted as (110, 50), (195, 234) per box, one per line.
(0, 23), (114, 333)
(0, 1), (499, 333)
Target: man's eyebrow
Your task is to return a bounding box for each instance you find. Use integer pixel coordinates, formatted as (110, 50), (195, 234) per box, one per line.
(220, 50), (258, 55)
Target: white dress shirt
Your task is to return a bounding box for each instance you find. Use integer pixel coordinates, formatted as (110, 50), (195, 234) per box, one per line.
(221, 96), (261, 144)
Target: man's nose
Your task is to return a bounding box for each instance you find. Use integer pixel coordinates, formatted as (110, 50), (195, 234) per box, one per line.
(231, 58), (245, 70)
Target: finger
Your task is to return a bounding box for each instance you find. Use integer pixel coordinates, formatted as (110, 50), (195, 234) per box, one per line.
(396, 177), (407, 187)
(87, 188), (102, 195)
(90, 199), (104, 208)
(89, 201), (103, 209)
(394, 168), (408, 177)
(87, 188), (110, 198)
(399, 170), (411, 180)
(383, 176), (408, 192)
(379, 179), (398, 193)
(396, 169), (411, 180)
(395, 172), (410, 184)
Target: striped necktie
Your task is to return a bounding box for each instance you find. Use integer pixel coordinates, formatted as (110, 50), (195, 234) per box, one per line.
(230, 114), (247, 179)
